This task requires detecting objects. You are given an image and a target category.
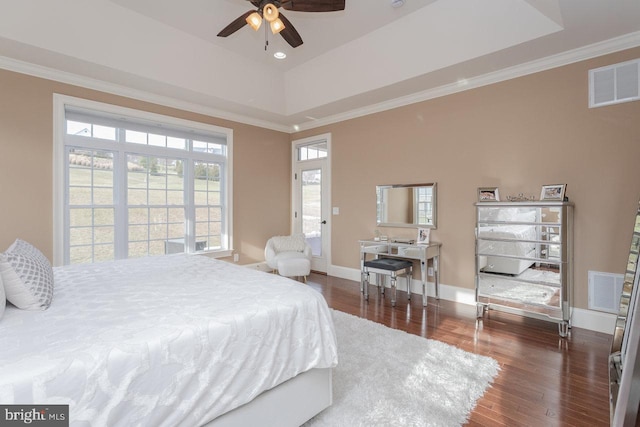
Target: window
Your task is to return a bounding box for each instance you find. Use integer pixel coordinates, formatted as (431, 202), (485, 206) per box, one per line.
(54, 96), (232, 265)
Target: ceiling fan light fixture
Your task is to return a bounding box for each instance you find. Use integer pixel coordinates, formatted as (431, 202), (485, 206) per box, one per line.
(263, 3), (279, 23)
(246, 12), (262, 31)
(270, 18), (285, 34)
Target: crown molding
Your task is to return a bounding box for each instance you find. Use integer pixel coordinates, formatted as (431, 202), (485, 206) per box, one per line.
(294, 30), (640, 132)
(1, 31), (639, 135)
(0, 55), (291, 133)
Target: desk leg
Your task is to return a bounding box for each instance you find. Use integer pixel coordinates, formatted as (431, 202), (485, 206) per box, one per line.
(421, 260), (427, 307)
(434, 256), (440, 300)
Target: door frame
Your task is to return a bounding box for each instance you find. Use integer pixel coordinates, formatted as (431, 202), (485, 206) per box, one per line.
(291, 133), (331, 273)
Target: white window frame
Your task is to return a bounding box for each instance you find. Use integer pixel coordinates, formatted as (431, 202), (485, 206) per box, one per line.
(52, 94), (233, 266)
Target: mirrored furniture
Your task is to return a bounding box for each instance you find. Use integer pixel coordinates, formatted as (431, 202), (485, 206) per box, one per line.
(359, 239), (441, 306)
(475, 201), (573, 337)
(609, 200), (640, 426)
(376, 183), (437, 228)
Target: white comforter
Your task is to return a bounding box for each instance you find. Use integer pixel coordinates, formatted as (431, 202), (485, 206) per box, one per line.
(477, 225), (537, 257)
(0, 255), (338, 426)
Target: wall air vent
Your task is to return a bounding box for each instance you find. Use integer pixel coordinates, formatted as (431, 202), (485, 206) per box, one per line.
(589, 59), (640, 108)
(588, 270), (624, 313)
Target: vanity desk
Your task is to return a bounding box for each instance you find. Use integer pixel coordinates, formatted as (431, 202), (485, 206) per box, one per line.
(359, 239), (441, 306)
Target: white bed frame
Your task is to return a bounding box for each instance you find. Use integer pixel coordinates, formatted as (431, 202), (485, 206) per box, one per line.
(481, 255), (533, 276)
(203, 368), (332, 427)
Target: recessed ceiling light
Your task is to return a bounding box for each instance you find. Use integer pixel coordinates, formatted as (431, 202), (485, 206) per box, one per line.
(274, 51), (286, 59)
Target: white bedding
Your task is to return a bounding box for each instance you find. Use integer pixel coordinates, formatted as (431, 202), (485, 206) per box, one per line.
(0, 254), (338, 426)
(477, 225), (537, 257)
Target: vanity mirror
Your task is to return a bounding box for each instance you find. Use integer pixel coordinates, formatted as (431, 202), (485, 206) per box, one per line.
(376, 183), (437, 228)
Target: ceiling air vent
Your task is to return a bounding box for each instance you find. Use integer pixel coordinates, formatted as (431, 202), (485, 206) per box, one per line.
(589, 59), (640, 108)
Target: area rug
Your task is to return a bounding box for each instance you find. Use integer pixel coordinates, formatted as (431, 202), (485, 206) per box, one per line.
(304, 310), (500, 427)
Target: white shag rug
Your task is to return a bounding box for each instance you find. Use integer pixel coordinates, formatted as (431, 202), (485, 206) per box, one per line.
(304, 310), (500, 427)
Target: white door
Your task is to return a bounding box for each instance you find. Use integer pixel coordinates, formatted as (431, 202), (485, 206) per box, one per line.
(292, 135), (331, 273)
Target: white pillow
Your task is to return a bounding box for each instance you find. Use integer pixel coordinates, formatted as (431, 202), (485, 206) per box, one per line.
(0, 239), (54, 311)
(0, 271), (5, 320)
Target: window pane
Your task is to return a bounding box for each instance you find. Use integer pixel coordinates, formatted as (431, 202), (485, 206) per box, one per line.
(94, 244), (114, 262)
(128, 208), (148, 224)
(149, 240), (165, 256)
(94, 208), (114, 226)
(168, 137), (186, 150)
(128, 189), (147, 205)
(194, 191), (207, 205)
(67, 121), (91, 136)
(149, 133), (166, 147)
(70, 246), (92, 264)
(70, 227), (92, 246)
(149, 208), (167, 223)
(168, 223), (184, 239)
(167, 190), (183, 205)
(69, 187), (92, 205)
(69, 208), (92, 227)
(168, 208), (184, 223)
(129, 225), (148, 241)
(93, 125), (116, 140)
(93, 188), (113, 205)
(94, 226), (114, 244)
(126, 130), (147, 144)
(128, 242), (148, 258)
(209, 207), (221, 221)
(150, 224), (167, 240)
(69, 167), (91, 187)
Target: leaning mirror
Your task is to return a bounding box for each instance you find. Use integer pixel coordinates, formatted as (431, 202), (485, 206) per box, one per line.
(609, 199), (640, 425)
(376, 183), (437, 228)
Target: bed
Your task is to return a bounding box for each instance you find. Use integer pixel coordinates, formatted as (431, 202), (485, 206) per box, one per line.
(0, 253), (338, 426)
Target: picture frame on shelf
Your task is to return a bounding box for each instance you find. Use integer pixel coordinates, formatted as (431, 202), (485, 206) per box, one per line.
(540, 184), (567, 201)
(478, 187), (500, 202)
(417, 227), (430, 245)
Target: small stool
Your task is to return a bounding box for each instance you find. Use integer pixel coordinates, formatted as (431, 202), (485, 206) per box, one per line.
(362, 258), (413, 306)
(277, 258), (311, 282)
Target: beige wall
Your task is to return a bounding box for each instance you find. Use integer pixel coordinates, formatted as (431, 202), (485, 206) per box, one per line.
(294, 47), (640, 310)
(0, 68), (291, 265)
(2, 47), (640, 311)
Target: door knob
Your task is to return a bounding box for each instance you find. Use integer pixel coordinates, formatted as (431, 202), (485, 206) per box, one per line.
(321, 220), (327, 224)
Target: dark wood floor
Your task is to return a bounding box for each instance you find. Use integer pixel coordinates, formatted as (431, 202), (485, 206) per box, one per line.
(305, 272), (612, 427)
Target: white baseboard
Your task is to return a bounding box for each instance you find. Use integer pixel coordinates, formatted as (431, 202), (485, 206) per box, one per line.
(328, 264), (615, 335)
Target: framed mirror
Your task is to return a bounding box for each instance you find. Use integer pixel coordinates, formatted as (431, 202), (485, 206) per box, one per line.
(376, 183), (437, 228)
(609, 200), (640, 425)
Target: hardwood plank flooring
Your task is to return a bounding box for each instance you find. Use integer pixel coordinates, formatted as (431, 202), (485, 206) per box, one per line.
(305, 272), (612, 426)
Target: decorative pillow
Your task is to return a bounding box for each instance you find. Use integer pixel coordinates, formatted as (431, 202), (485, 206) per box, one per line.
(271, 234), (307, 253)
(0, 239), (54, 310)
(0, 271), (5, 320)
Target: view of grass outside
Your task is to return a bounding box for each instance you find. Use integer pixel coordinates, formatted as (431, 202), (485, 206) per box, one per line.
(301, 169), (322, 256)
(68, 150), (221, 264)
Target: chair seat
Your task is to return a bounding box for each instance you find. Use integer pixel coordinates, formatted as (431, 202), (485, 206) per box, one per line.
(364, 258), (412, 271)
(277, 258), (311, 277)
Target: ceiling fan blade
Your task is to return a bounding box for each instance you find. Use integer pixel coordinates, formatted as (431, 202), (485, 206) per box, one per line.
(217, 10), (253, 37)
(278, 13), (303, 48)
(280, 0), (345, 12)
(249, 1), (261, 7)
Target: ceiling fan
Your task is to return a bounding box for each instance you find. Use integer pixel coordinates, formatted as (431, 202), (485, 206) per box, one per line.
(217, 0), (346, 48)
